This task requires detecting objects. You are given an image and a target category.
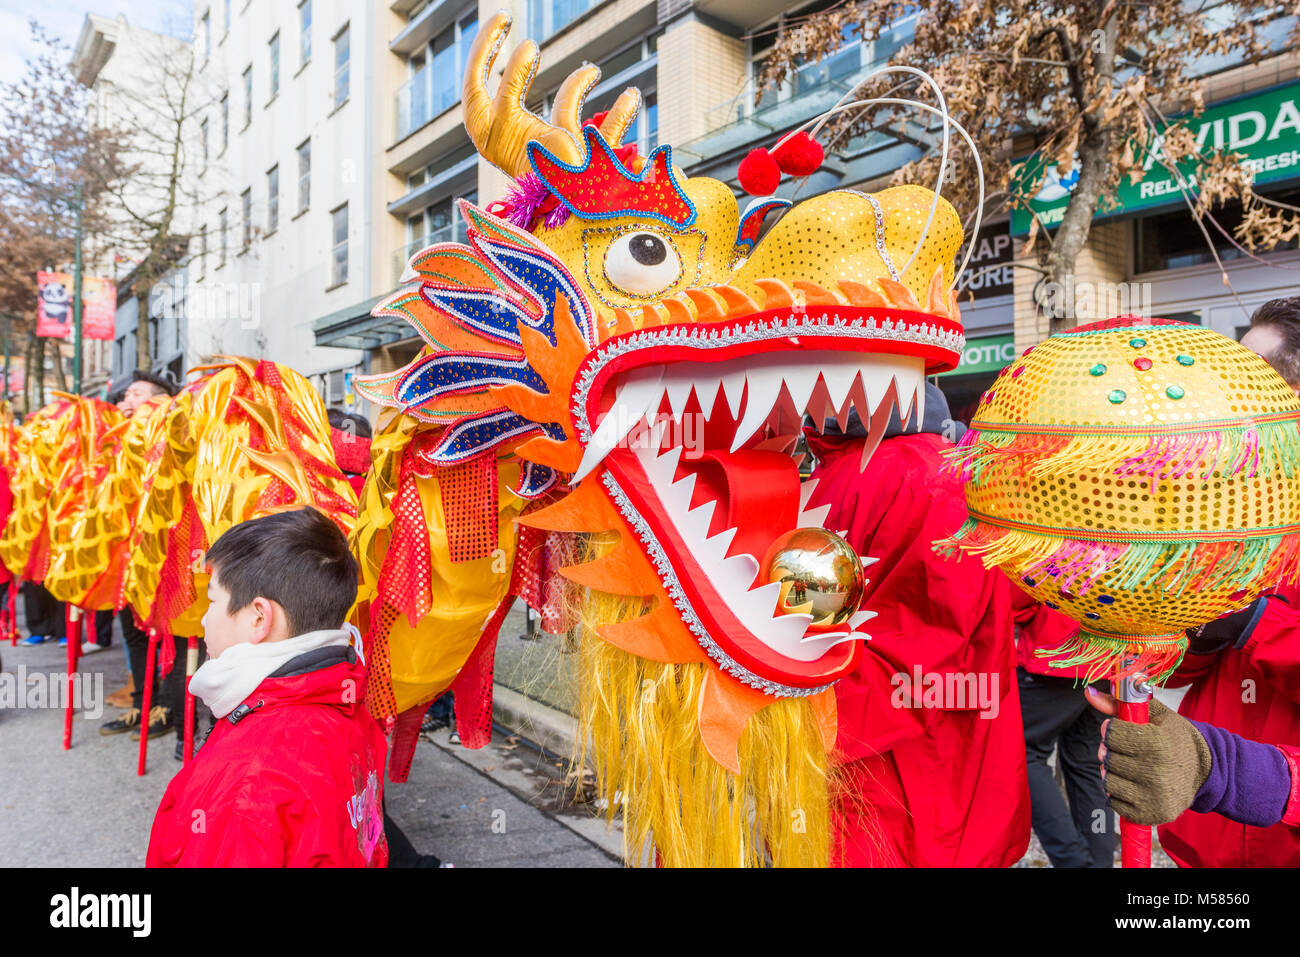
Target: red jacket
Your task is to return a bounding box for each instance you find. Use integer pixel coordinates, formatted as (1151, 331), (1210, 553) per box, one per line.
(808, 431), (1030, 867)
(1013, 588), (1088, 680)
(147, 649), (389, 867)
(1158, 582), (1300, 867)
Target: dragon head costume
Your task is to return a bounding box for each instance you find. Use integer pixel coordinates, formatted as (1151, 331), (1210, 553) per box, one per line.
(354, 12), (969, 865)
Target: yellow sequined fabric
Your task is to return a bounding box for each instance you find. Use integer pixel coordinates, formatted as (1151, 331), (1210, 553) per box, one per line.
(940, 318), (1300, 680)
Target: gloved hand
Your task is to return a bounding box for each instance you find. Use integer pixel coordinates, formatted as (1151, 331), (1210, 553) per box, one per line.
(1086, 690), (1213, 826)
(1185, 596), (1275, 656)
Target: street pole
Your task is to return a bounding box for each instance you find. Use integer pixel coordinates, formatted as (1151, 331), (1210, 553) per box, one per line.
(3, 312), (10, 404)
(72, 183), (84, 396)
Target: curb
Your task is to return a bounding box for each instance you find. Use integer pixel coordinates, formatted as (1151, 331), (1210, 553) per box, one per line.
(491, 683), (578, 760)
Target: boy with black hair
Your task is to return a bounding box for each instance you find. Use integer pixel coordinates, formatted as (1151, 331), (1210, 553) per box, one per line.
(146, 507), (389, 867)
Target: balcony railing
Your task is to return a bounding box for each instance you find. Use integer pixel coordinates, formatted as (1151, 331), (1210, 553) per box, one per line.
(394, 64), (461, 141)
(527, 0), (601, 42)
(677, 20), (917, 169)
(392, 220), (470, 285)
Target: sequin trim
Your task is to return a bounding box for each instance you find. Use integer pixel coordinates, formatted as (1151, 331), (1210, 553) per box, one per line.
(570, 312), (965, 441)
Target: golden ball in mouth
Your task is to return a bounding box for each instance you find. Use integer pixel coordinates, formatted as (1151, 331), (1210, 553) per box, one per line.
(761, 527), (866, 631)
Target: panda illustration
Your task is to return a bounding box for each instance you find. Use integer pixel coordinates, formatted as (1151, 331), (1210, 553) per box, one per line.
(39, 281), (71, 326)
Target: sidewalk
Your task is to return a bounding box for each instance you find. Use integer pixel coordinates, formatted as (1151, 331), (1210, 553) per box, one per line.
(0, 631), (619, 867)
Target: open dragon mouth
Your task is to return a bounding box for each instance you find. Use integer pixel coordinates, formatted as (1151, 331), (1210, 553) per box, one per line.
(571, 303), (955, 694)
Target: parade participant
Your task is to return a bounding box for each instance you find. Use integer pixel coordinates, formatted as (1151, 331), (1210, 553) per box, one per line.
(805, 384), (1031, 866)
(1078, 298), (1300, 867)
(100, 370), (180, 739)
(1015, 591), (1116, 867)
(327, 408), (372, 496)
(943, 313), (1300, 867)
(147, 507), (387, 867)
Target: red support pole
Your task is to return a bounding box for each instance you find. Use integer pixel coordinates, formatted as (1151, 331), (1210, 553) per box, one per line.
(183, 637), (198, 765)
(137, 628), (159, 776)
(62, 607), (83, 750)
(7, 578), (18, 645)
(1116, 662), (1153, 868)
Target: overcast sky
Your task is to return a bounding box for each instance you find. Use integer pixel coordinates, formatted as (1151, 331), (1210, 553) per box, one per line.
(0, 0), (192, 89)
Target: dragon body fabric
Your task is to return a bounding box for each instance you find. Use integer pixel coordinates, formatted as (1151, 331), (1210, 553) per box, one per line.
(0, 360), (355, 677)
(353, 12), (968, 865)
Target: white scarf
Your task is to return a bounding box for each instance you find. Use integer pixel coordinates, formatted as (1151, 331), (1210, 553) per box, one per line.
(188, 628), (353, 719)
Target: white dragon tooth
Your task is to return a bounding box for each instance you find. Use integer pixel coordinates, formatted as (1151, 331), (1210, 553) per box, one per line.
(782, 367), (819, 421)
(680, 498), (717, 547)
(719, 553), (764, 597)
(730, 366), (785, 452)
(663, 374), (697, 420)
(820, 360), (862, 413)
(913, 375), (926, 430)
(848, 609), (877, 629)
(859, 555), (879, 567)
(797, 502), (832, 529)
(692, 373), (724, 416)
(798, 478), (821, 513)
(702, 524), (738, 563)
(571, 366), (665, 484)
(663, 469), (698, 517)
(720, 369), (747, 419)
(642, 442), (683, 488)
(860, 364), (895, 416)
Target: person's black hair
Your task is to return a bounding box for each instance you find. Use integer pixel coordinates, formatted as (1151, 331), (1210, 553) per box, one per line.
(131, 368), (179, 397)
(204, 507), (358, 635)
(1249, 297), (1300, 386)
(328, 408), (373, 440)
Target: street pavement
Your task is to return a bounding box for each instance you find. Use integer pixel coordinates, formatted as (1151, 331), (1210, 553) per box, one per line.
(0, 623), (619, 868)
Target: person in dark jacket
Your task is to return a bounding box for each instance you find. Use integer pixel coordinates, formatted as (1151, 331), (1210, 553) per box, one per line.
(147, 507), (388, 867)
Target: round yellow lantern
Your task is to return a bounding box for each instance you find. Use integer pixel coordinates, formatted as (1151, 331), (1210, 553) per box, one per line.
(939, 316), (1300, 682)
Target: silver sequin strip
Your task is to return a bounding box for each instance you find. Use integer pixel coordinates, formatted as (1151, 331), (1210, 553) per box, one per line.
(863, 194), (901, 282)
(599, 470), (834, 700)
(571, 313), (964, 442)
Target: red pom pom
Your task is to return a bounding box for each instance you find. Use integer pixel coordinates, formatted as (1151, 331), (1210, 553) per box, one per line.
(738, 148), (781, 196)
(772, 132), (823, 176)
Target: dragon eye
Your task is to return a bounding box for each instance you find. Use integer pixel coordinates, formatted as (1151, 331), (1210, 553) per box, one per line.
(604, 231), (682, 297)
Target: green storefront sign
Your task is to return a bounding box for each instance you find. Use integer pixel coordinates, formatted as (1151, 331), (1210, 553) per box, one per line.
(940, 333), (1016, 376)
(1011, 80), (1300, 235)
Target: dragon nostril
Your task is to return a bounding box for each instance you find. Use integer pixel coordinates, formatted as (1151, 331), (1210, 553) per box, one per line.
(630, 234), (667, 266)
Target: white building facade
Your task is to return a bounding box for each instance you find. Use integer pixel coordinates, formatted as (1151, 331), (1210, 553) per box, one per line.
(187, 0), (372, 401)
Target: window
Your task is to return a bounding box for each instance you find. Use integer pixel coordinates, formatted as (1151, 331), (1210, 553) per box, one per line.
(242, 65), (252, 127)
(269, 32), (280, 98)
(267, 165), (279, 233)
(200, 10), (210, 63)
(219, 207), (228, 265)
(241, 188), (252, 248)
(300, 0), (312, 65)
(200, 118), (209, 168)
(220, 93), (228, 151)
(1134, 186), (1300, 273)
(297, 139), (311, 213)
(333, 25), (349, 109)
(331, 204), (348, 285)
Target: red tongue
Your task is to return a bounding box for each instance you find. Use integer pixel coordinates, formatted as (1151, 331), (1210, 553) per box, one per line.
(682, 449), (801, 559)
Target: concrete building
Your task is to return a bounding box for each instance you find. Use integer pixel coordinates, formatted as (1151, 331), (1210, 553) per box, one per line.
(308, 0), (1300, 423)
(179, 0), (384, 406)
(70, 13), (196, 397)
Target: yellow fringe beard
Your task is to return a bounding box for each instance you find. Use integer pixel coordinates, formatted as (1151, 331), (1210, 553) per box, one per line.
(574, 587), (832, 867)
